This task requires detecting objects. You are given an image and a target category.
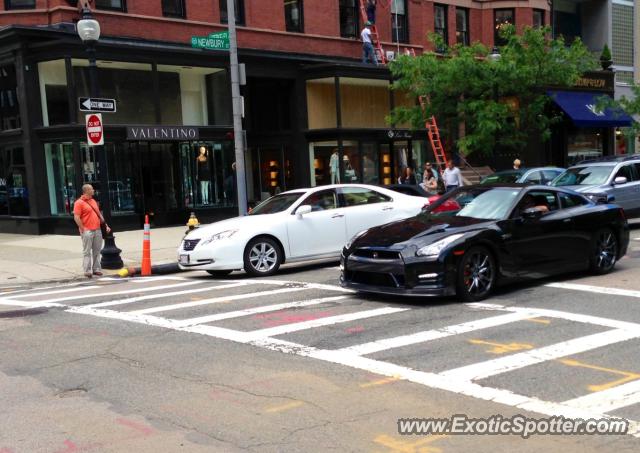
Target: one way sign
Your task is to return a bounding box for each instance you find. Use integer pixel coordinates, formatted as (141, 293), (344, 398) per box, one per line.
(79, 97), (117, 113)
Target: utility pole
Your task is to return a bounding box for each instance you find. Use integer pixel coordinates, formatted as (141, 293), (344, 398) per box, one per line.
(226, 0), (248, 216)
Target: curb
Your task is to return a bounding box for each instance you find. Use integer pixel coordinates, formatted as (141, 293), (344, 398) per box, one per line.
(118, 262), (182, 278)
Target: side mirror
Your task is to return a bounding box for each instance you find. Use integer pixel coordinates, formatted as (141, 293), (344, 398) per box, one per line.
(613, 176), (628, 185)
(295, 205), (312, 218)
(522, 207), (543, 220)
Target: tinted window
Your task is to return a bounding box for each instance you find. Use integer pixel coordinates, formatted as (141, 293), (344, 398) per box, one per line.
(552, 165), (615, 186)
(614, 164), (635, 182)
(341, 187), (391, 207)
(512, 190), (559, 217)
(302, 189), (337, 211)
(249, 192), (302, 215)
(426, 187), (521, 220)
(559, 192), (588, 209)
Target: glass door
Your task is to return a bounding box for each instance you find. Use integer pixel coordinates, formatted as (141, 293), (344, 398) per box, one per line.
(139, 142), (183, 215)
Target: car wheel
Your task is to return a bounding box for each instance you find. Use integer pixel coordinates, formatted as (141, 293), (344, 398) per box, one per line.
(243, 237), (282, 277)
(206, 270), (233, 278)
(455, 246), (496, 302)
(590, 228), (618, 275)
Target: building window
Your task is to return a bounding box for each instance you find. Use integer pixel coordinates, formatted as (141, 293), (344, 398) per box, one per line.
(94, 0), (126, 12)
(612, 4), (634, 69)
(284, 0), (303, 32)
(162, 0), (185, 18)
(533, 9), (545, 28)
(391, 0), (408, 43)
(434, 5), (448, 47)
(0, 65), (21, 131)
(4, 0), (35, 9)
(339, 0), (359, 38)
(494, 8), (514, 46)
(455, 7), (469, 46)
(220, 0), (245, 25)
(0, 146), (29, 217)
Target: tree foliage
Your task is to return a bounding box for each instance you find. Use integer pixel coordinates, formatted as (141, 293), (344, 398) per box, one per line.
(388, 26), (597, 157)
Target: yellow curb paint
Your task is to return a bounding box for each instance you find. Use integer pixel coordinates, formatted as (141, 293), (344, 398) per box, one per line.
(558, 359), (640, 392)
(468, 339), (534, 354)
(374, 434), (447, 453)
(264, 401), (304, 413)
(525, 317), (551, 324)
(360, 376), (401, 388)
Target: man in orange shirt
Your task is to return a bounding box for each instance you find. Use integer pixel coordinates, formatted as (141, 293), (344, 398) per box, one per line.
(73, 184), (111, 278)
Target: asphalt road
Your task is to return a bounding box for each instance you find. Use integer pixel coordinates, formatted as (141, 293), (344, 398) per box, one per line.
(2, 228), (640, 452)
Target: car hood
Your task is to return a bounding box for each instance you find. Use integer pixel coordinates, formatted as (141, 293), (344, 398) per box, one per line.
(184, 214), (282, 240)
(352, 214), (492, 248)
(558, 185), (605, 194)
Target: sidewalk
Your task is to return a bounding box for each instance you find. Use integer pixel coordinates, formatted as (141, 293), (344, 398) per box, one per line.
(0, 226), (186, 286)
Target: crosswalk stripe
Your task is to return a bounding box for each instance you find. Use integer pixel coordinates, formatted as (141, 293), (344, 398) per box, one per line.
(87, 282), (249, 309)
(0, 299), (65, 308)
(439, 329), (640, 381)
(245, 307), (409, 339)
(0, 285), (100, 301)
(338, 312), (534, 356)
(173, 295), (350, 328)
(545, 282), (640, 299)
(562, 379), (640, 413)
(131, 287), (311, 315)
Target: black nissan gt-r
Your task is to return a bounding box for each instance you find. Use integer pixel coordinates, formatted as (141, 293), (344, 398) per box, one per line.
(340, 184), (629, 301)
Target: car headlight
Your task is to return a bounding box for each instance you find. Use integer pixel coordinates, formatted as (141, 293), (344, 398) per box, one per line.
(200, 229), (238, 246)
(416, 234), (464, 257)
(345, 229), (368, 250)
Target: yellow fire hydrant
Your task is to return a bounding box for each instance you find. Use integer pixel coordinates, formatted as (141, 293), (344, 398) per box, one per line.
(185, 212), (200, 236)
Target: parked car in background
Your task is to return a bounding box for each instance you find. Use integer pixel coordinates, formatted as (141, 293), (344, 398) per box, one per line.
(178, 184), (429, 277)
(481, 167), (565, 185)
(341, 184), (629, 301)
(551, 156), (640, 217)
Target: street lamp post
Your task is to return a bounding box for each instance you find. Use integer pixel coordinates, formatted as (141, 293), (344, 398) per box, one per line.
(77, 6), (123, 269)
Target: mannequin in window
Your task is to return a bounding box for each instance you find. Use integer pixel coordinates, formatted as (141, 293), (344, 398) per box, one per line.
(329, 149), (340, 184)
(343, 155), (357, 182)
(197, 146), (211, 205)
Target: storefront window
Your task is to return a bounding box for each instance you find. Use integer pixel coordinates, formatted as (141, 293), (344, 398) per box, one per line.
(411, 140), (430, 180)
(380, 144), (392, 185)
(39, 60), (68, 127)
(183, 142), (236, 208)
(45, 143), (76, 216)
(106, 142), (137, 215)
(394, 141), (409, 182)
(310, 141), (339, 186)
(342, 141), (360, 183)
(0, 64), (21, 131)
(567, 128), (603, 166)
(306, 78), (337, 129)
(362, 142), (379, 185)
(0, 146), (29, 216)
(339, 78), (390, 128)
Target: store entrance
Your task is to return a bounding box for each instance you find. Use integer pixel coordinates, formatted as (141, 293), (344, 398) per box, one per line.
(138, 142), (182, 219)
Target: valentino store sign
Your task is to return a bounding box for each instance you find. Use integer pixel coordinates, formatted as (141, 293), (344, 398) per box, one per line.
(126, 126), (199, 141)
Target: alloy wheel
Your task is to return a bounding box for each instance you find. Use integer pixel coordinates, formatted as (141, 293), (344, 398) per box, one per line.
(463, 251), (494, 297)
(594, 230), (617, 271)
(248, 242), (278, 273)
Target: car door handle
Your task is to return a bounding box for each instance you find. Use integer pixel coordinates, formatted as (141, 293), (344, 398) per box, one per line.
(331, 213), (344, 218)
(382, 206), (394, 211)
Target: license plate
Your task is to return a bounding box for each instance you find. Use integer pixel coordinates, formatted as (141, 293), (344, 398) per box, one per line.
(179, 254), (190, 265)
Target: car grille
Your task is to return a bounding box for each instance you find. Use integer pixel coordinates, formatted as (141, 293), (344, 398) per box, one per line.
(352, 249), (402, 260)
(182, 239), (200, 251)
(346, 270), (405, 288)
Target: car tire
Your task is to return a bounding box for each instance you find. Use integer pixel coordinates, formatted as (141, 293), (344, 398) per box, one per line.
(589, 228), (618, 275)
(243, 237), (283, 277)
(455, 246), (496, 302)
(206, 270), (233, 278)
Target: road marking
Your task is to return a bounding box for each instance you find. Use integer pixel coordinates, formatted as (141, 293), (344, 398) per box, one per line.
(360, 376), (401, 388)
(439, 329), (639, 381)
(467, 339), (534, 354)
(0, 285), (100, 299)
(86, 282), (249, 308)
(558, 359), (640, 392)
(131, 286), (311, 315)
(264, 401), (304, 413)
(172, 295), (349, 328)
(546, 282), (640, 299)
(374, 434), (447, 453)
(0, 299), (65, 308)
(563, 379), (640, 413)
(338, 312), (534, 356)
(245, 307), (409, 339)
(525, 317), (550, 325)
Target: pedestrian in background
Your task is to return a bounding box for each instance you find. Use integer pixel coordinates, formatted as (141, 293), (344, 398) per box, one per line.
(398, 166), (417, 185)
(513, 158), (522, 170)
(366, 0), (377, 24)
(443, 160), (464, 192)
(73, 184), (110, 278)
(361, 21), (378, 65)
(421, 167), (438, 192)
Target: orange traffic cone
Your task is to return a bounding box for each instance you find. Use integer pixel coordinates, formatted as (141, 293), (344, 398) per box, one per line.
(141, 215), (152, 276)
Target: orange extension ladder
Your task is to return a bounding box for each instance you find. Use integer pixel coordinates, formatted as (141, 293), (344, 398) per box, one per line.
(359, 0), (386, 65)
(419, 96), (448, 171)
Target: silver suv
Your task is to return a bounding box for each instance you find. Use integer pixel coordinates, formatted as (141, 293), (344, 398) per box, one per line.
(551, 156), (640, 217)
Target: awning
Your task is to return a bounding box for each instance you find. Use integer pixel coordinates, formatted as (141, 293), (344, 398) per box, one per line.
(547, 90), (633, 127)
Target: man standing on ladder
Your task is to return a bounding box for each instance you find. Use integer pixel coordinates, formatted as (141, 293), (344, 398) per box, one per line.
(361, 21), (378, 65)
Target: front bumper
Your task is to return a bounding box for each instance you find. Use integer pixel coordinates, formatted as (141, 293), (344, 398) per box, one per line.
(177, 240), (244, 271)
(340, 249), (457, 297)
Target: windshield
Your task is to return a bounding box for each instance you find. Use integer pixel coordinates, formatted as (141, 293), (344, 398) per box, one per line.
(481, 171), (522, 184)
(248, 193), (303, 215)
(552, 165), (614, 186)
(425, 187), (521, 220)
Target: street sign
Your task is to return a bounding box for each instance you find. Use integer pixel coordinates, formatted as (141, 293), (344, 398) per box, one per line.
(86, 113), (104, 146)
(191, 31), (230, 51)
(79, 97), (117, 113)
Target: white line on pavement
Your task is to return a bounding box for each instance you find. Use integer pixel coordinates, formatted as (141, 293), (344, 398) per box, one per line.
(439, 329), (640, 381)
(0, 299), (66, 308)
(563, 379), (640, 414)
(0, 285), (100, 299)
(239, 279), (355, 293)
(131, 286), (312, 315)
(172, 295), (350, 328)
(86, 282), (249, 308)
(245, 307), (409, 339)
(338, 311), (536, 356)
(545, 282), (640, 299)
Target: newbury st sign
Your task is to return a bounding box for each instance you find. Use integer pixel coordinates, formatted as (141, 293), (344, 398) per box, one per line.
(126, 126), (199, 141)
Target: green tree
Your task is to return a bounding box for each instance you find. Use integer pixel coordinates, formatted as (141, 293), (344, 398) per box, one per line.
(388, 26), (597, 158)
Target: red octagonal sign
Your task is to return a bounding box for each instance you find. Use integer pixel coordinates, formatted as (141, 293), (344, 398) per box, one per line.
(86, 113), (104, 146)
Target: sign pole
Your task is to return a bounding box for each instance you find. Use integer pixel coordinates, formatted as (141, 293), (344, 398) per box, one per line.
(226, 0), (248, 216)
